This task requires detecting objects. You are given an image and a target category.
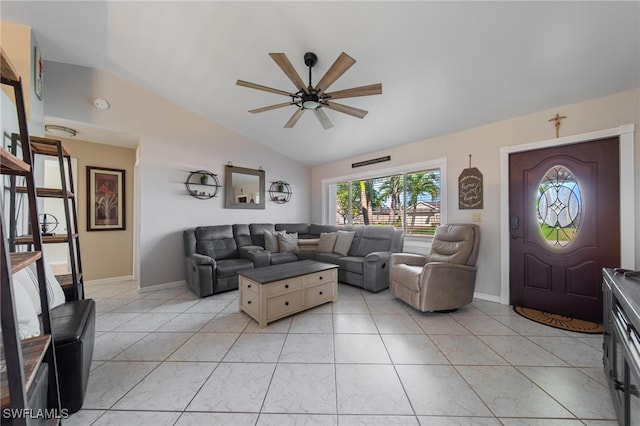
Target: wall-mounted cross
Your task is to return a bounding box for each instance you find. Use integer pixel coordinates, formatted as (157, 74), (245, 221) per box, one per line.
(548, 113), (567, 138)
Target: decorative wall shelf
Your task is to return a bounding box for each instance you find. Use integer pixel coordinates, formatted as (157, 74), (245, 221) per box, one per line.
(186, 170), (220, 199)
(268, 181), (292, 204)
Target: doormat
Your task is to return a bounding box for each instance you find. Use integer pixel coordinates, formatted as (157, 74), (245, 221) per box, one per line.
(513, 306), (604, 334)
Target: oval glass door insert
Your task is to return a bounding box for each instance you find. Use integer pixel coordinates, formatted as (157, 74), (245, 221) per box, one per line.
(537, 165), (582, 247)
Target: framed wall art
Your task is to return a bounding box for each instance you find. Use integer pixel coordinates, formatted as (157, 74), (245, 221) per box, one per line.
(87, 166), (125, 231)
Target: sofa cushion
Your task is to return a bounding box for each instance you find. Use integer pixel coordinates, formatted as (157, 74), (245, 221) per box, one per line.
(315, 252), (343, 264)
(215, 258), (254, 278)
(270, 252), (298, 265)
(429, 224), (476, 265)
(354, 226), (394, 257)
(276, 223), (311, 239)
(334, 230), (355, 256)
(337, 256), (364, 274)
(233, 224), (253, 248)
(317, 232), (338, 253)
(264, 230), (282, 252)
(196, 226), (238, 259)
(249, 223), (276, 247)
(309, 224), (338, 237)
(278, 232), (299, 253)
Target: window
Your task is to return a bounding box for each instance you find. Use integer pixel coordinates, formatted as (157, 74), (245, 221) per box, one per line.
(326, 162), (444, 237)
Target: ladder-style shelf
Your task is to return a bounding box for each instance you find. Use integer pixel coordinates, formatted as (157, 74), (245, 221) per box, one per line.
(1, 47), (61, 425)
(10, 134), (85, 301)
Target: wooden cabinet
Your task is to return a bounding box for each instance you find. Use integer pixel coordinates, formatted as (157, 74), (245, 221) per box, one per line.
(238, 261), (337, 328)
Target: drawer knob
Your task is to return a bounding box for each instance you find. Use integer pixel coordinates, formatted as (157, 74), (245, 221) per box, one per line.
(319, 291), (323, 295)
(248, 284), (252, 288)
(285, 301), (289, 306)
(247, 300), (251, 304)
(285, 284), (289, 288)
(319, 276), (323, 280)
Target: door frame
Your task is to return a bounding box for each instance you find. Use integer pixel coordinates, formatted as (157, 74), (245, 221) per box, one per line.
(499, 124), (635, 305)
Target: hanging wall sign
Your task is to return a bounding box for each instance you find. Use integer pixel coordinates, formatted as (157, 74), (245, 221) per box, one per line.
(458, 164), (483, 210)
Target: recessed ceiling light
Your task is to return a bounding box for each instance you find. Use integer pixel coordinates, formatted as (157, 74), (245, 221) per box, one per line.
(45, 125), (77, 138)
(93, 98), (110, 110)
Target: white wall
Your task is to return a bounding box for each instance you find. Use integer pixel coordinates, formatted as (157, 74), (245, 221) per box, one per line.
(311, 89), (639, 301)
(43, 62), (311, 288)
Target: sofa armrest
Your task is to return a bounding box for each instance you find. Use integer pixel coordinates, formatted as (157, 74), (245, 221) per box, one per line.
(185, 254), (216, 297)
(362, 251), (395, 293)
(238, 245), (265, 260)
(244, 249), (271, 268)
(188, 253), (216, 265)
(419, 262), (478, 310)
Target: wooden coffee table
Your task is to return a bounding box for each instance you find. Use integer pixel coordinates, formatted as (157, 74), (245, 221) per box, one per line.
(238, 260), (338, 328)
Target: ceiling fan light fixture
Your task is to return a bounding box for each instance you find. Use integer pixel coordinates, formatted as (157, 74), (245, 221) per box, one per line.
(301, 92), (320, 110)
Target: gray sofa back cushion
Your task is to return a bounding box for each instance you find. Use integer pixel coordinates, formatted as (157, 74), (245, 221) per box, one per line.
(276, 223), (311, 239)
(233, 224), (253, 247)
(195, 225), (238, 260)
(309, 224), (339, 237)
(352, 225), (394, 257)
(249, 223), (276, 247)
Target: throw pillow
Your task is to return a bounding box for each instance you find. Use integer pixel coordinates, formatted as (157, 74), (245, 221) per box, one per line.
(15, 261), (66, 314)
(333, 230), (355, 256)
(278, 232), (299, 253)
(264, 230), (281, 252)
(11, 281), (41, 339)
(317, 232), (338, 253)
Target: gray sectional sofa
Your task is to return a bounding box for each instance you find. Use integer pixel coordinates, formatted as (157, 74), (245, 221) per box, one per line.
(183, 223), (404, 297)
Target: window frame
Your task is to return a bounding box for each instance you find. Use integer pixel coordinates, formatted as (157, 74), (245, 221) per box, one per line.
(321, 158), (447, 238)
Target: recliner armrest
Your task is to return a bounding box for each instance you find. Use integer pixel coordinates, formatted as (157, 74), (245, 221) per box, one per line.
(390, 253), (427, 268)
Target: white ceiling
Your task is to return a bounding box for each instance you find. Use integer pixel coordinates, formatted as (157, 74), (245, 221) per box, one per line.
(3, 1), (639, 166)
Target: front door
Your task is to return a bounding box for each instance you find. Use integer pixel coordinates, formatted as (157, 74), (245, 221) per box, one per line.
(509, 137), (620, 323)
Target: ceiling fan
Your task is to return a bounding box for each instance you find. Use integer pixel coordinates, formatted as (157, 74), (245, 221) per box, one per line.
(236, 52), (382, 130)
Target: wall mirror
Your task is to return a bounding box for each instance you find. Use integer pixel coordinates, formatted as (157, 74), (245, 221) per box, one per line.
(224, 165), (265, 209)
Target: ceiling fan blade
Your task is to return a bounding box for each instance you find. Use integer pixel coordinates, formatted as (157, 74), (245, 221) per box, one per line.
(315, 52), (356, 96)
(249, 102), (295, 114)
(269, 53), (310, 95)
(314, 108), (334, 130)
(236, 80), (294, 97)
(325, 83), (382, 100)
(324, 101), (368, 119)
(284, 108), (305, 128)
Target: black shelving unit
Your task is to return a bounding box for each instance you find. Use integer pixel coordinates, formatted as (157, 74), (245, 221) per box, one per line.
(1, 47), (61, 425)
(185, 170), (221, 199)
(268, 181), (292, 204)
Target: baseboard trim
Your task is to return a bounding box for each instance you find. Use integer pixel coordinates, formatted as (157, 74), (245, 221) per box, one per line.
(473, 291), (502, 304)
(85, 275), (134, 286)
(138, 280), (187, 293)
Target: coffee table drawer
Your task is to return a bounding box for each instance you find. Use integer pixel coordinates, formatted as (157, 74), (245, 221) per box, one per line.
(241, 279), (259, 295)
(264, 277), (303, 297)
(267, 291), (304, 319)
(241, 291), (259, 317)
(305, 281), (335, 306)
(304, 269), (336, 286)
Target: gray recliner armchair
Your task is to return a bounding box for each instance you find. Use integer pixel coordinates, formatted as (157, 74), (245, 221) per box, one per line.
(389, 224), (480, 312)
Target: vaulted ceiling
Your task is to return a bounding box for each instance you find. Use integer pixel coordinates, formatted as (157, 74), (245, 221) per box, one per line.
(3, 1), (639, 166)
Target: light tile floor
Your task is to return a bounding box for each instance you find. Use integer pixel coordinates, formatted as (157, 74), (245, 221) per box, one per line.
(66, 280), (617, 426)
